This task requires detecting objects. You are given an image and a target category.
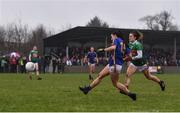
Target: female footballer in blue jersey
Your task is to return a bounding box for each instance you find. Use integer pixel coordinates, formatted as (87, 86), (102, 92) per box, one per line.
(79, 31), (136, 101)
(86, 47), (98, 80)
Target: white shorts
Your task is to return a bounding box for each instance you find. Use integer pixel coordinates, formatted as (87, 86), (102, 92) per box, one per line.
(129, 63), (148, 72)
(88, 62), (95, 66)
(108, 64), (122, 73)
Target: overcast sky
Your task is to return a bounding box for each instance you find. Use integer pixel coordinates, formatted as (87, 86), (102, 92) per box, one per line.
(0, 0), (179, 33)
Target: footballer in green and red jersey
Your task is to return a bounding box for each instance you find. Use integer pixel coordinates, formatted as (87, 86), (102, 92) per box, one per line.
(128, 39), (146, 67)
(29, 48), (39, 63)
(28, 46), (42, 80)
(124, 31), (165, 91)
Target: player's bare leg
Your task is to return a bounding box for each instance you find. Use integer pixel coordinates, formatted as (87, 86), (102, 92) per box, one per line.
(92, 64), (95, 73)
(143, 69), (165, 91)
(110, 71), (136, 101)
(29, 72), (32, 80)
(90, 65), (109, 89)
(35, 63), (42, 80)
(79, 65), (109, 94)
(91, 64), (96, 80)
(92, 66), (95, 73)
(124, 64), (137, 89)
(88, 65), (93, 80)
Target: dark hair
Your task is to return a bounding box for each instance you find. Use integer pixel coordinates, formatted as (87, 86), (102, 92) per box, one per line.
(130, 30), (143, 40)
(111, 31), (124, 40)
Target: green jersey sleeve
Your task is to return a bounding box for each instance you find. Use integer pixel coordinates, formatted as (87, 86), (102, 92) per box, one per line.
(135, 41), (143, 50)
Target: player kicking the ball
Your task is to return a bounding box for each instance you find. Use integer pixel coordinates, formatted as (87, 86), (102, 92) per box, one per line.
(28, 46), (42, 80)
(124, 31), (165, 91)
(79, 31), (136, 101)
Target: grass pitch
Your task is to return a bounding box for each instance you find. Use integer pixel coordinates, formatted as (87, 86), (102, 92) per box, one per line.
(0, 73), (179, 112)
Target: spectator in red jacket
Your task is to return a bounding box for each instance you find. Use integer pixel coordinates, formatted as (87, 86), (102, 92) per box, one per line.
(9, 55), (17, 73)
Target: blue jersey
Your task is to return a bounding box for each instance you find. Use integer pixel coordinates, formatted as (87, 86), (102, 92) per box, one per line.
(108, 38), (124, 66)
(125, 46), (131, 56)
(87, 52), (97, 64)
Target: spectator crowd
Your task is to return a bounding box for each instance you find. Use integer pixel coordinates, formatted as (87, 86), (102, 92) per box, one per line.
(0, 47), (180, 73)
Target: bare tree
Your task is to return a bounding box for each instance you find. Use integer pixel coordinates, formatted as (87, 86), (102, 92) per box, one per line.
(5, 23), (16, 53)
(139, 10), (179, 31)
(60, 24), (72, 32)
(139, 15), (159, 30)
(28, 24), (49, 56)
(14, 21), (30, 53)
(159, 11), (174, 31)
(0, 26), (6, 55)
(0, 21), (53, 56)
(86, 16), (109, 28)
(2, 22), (30, 55)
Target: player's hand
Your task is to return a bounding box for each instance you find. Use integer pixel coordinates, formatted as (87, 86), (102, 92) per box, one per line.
(123, 56), (132, 62)
(97, 48), (105, 52)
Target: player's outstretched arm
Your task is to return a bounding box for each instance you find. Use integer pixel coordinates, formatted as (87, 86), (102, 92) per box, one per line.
(97, 45), (116, 52)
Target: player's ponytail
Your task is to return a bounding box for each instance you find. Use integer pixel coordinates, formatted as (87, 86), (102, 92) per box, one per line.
(130, 30), (143, 41)
(137, 31), (144, 41)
